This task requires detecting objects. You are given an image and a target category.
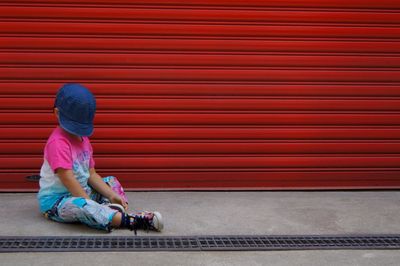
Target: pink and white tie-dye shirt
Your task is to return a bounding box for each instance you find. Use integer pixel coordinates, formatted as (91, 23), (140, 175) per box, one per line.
(37, 127), (95, 212)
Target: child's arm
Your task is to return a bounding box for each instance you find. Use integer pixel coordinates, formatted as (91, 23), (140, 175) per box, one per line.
(88, 168), (128, 210)
(57, 168), (90, 199)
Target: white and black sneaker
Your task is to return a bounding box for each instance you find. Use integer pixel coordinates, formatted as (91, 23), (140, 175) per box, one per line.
(128, 211), (163, 235)
(107, 203), (126, 214)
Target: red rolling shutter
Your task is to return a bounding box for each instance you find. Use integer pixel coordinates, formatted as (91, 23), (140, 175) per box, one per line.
(1, 0), (400, 190)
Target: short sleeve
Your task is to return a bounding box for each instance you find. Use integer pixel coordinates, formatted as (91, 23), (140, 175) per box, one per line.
(87, 137), (95, 168)
(89, 153), (95, 168)
(44, 139), (73, 172)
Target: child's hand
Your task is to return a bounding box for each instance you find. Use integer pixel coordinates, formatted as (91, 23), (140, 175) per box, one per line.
(110, 194), (128, 211)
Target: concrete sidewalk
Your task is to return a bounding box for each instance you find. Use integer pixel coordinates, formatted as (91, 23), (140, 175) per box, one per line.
(1, 191), (400, 265)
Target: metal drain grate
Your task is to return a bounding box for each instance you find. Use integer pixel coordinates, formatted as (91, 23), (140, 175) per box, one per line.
(198, 235), (400, 251)
(1, 235), (400, 252)
(0, 236), (200, 252)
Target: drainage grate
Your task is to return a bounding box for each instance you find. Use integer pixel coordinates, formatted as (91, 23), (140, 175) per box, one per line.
(0, 236), (200, 252)
(198, 235), (400, 251)
(1, 235), (400, 252)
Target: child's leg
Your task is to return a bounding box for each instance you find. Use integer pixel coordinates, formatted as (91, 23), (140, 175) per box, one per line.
(47, 196), (121, 231)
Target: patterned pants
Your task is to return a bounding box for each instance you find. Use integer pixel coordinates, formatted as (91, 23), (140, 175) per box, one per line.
(45, 176), (127, 231)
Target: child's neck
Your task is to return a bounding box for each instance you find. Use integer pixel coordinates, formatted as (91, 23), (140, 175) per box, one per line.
(60, 127), (83, 142)
(70, 134), (83, 142)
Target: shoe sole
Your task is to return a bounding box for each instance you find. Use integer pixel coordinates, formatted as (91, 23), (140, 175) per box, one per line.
(152, 211), (164, 232)
(108, 203), (126, 214)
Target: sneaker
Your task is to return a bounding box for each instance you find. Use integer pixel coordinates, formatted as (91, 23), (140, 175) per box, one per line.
(107, 203), (126, 214)
(128, 211), (163, 235)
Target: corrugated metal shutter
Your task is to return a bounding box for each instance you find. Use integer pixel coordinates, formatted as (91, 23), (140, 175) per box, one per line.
(1, 0), (400, 191)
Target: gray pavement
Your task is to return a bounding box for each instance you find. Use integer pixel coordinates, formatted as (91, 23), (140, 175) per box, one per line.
(1, 191), (400, 265)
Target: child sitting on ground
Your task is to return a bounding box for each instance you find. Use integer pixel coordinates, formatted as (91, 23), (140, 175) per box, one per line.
(37, 83), (163, 234)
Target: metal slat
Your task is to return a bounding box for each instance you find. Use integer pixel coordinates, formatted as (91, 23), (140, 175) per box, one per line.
(2, 6), (400, 25)
(2, 0), (400, 9)
(6, 142), (400, 155)
(3, 113), (400, 126)
(1, 83), (400, 97)
(4, 98), (400, 112)
(1, 235), (400, 252)
(2, 38), (400, 54)
(3, 156), (400, 170)
(1, 127), (400, 141)
(3, 68), (400, 83)
(2, 22), (400, 39)
(4, 53), (400, 68)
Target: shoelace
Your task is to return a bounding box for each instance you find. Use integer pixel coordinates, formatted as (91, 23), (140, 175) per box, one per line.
(130, 215), (151, 235)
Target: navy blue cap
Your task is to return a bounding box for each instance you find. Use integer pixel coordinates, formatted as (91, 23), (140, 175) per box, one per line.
(55, 83), (96, 137)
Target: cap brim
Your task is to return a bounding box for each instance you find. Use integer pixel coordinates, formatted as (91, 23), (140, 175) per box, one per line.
(59, 112), (94, 137)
